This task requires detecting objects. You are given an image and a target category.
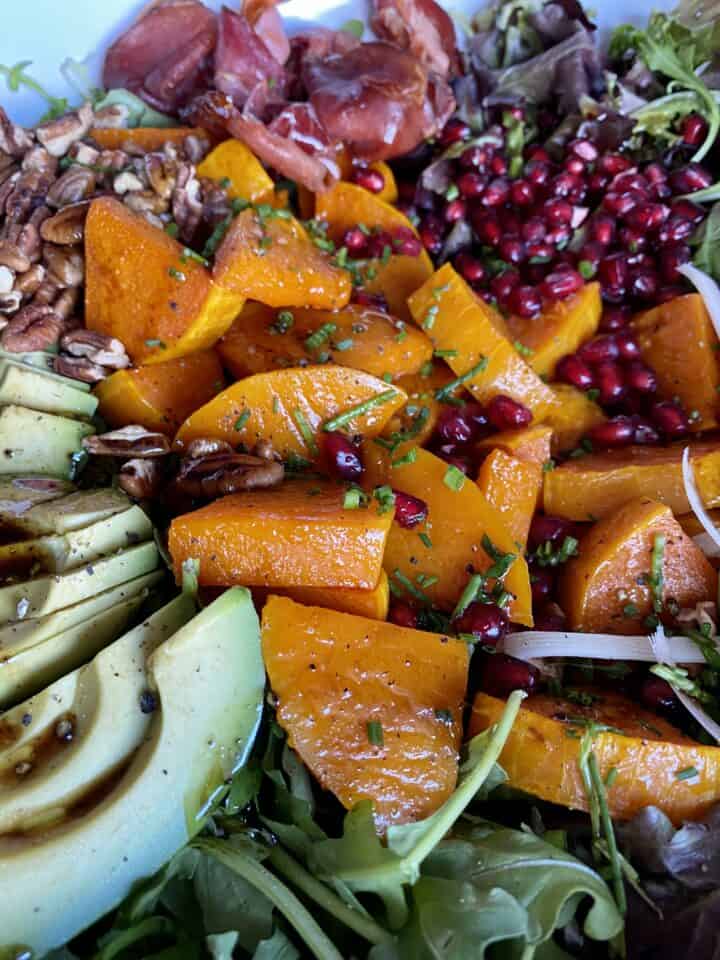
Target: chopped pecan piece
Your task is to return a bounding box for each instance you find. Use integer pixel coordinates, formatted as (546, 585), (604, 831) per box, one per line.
(118, 458), (165, 499)
(0, 240), (30, 273)
(1, 304), (65, 352)
(83, 425), (171, 458)
(53, 355), (107, 384)
(21, 146), (58, 176)
(0, 107), (33, 158)
(14, 264), (45, 296)
(59, 329), (130, 369)
(92, 104), (132, 129)
(185, 438), (234, 458)
(40, 201), (89, 245)
(36, 103), (93, 157)
(43, 245), (84, 287)
(46, 168), (96, 207)
(173, 452), (284, 499)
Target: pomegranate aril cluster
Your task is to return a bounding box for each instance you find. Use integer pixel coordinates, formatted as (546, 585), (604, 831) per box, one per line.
(404, 115), (709, 315)
(428, 394), (532, 471)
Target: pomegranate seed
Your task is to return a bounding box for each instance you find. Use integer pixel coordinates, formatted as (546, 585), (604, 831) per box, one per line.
(533, 603), (567, 632)
(549, 172), (580, 197)
(569, 138), (599, 162)
(576, 241), (604, 271)
(419, 221), (444, 256)
(579, 335), (619, 365)
(490, 155), (508, 176)
(436, 406), (477, 444)
(509, 285), (542, 318)
(444, 198), (467, 223)
(351, 166), (385, 193)
(564, 155), (585, 177)
(365, 230), (394, 259)
(543, 198), (573, 225)
(643, 162), (667, 186)
(480, 653), (539, 698)
(651, 401), (690, 438)
(595, 360), (626, 405)
(670, 198), (705, 224)
(615, 332), (641, 360)
(455, 251), (485, 284)
(540, 267), (583, 301)
(619, 226), (647, 252)
(525, 146), (550, 163)
(457, 171), (486, 198)
(486, 394), (532, 429)
(526, 161), (550, 187)
(597, 153), (632, 176)
(600, 307), (630, 332)
(499, 236), (526, 264)
(499, 209), (523, 236)
(612, 172), (650, 195)
(392, 228), (423, 257)
(556, 354), (595, 390)
(598, 253), (629, 294)
(680, 113), (709, 147)
(392, 490), (429, 528)
(343, 227), (368, 255)
(669, 163), (713, 194)
(453, 600), (509, 646)
(482, 177), (510, 207)
(353, 290), (388, 311)
(490, 269), (520, 303)
(440, 118), (471, 147)
(325, 432), (364, 481)
(389, 601), (418, 629)
(627, 251), (654, 270)
(625, 203), (670, 231)
(528, 514), (575, 549)
(631, 417), (660, 445)
(530, 565), (555, 604)
(589, 214), (616, 246)
(659, 243), (692, 283)
(640, 674), (678, 712)
(446, 454), (472, 474)
(459, 145), (488, 169)
(588, 416), (635, 447)
(628, 268), (659, 301)
(502, 183), (530, 214)
(602, 191), (640, 217)
(472, 211), (502, 246)
(588, 172), (610, 193)
(521, 216), (546, 243)
(545, 224), (572, 247)
(526, 241), (553, 262)
(658, 217), (695, 243)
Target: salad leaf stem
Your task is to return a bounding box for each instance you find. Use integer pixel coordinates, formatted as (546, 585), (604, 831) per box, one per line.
(267, 845), (391, 946)
(588, 753), (627, 916)
(194, 838), (344, 960)
(0, 60), (69, 119)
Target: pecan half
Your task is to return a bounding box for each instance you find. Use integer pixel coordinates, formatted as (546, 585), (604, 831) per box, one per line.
(36, 103), (93, 157)
(1, 304), (65, 352)
(71, 142), (100, 166)
(145, 154), (176, 199)
(172, 163), (203, 242)
(113, 170), (145, 195)
(0, 240), (30, 273)
(53, 355), (107, 383)
(92, 104), (132, 129)
(124, 190), (168, 216)
(83, 426), (171, 459)
(118, 458), (165, 499)
(14, 264), (45, 296)
(4, 169), (54, 222)
(0, 108), (33, 158)
(60, 329), (130, 369)
(43, 245), (84, 287)
(185, 438), (233, 458)
(21, 146), (57, 176)
(46, 168), (96, 208)
(52, 287), (80, 321)
(40, 201), (89, 245)
(173, 453), (284, 499)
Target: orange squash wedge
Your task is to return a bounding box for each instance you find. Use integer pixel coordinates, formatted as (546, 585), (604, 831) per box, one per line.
(544, 383), (606, 455)
(477, 449), (542, 550)
(196, 138), (274, 203)
(255, 571), (390, 621)
(262, 595), (469, 828)
(475, 424), (553, 467)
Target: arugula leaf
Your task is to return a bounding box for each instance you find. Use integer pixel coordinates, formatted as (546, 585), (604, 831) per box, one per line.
(692, 200), (720, 278)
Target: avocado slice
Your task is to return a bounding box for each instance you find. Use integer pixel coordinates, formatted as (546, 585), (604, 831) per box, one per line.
(0, 593), (196, 833)
(0, 349), (87, 386)
(0, 587), (264, 955)
(0, 487), (131, 543)
(0, 505), (153, 580)
(0, 405), (94, 478)
(0, 360), (98, 420)
(0, 541), (159, 623)
(0, 476), (74, 513)
(0, 572), (164, 708)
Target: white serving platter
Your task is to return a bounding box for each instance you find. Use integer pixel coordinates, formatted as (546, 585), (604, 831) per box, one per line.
(2, 0), (674, 127)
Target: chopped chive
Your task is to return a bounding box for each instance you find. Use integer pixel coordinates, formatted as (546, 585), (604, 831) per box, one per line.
(434, 708), (453, 723)
(419, 361), (434, 377)
(623, 603), (639, 618)
(180, 247), (209, 267)
(391, 569), (432, 605)
(452, 573), (484, 620)
(366, 720), (384, 746)
(433, 349), (458, 359)
(392, 447), (417, 468)
(343, 487), (363, 509)
(272, 396), (280, 414)
(164, 222), (179, 238)
(168, 267), (186, 281)
(381, 244), (392, 265)
(513, 340), (534, 358)
(382, 372), (393, 383)
(443, 464), (466, 491)
(586, 388), (600, 403)
(373, 485), (396, 515)
(578, 259), (596, 279)
(435, 358), (488, 400)
(218, 176), (232, 189)
(270, 310), (294, 334)
(334, 338), (354, 352)
(419, 532), (433, 549)
(482, 534), (517, 580)
(604, 766), (619, 788)
(234, 410), (251, 431)
(416, 572), (438, 588)
(304, 322), (338, 353)
(293, 408), (318, 456)
(542, 459), (556, 473)
(650, 534), (665, 614)
(423, 304), (439, 330)
(445, 184), (460, 201)
(395, 326), (408, 343)
(201, 214), (232, 258)
(323, 389), (397, 432)
(144, 339), (166, 349)
(675, 765), (699, 781)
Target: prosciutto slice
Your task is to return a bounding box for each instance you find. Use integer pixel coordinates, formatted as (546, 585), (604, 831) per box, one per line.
(371, 0), (461, 79)
(214, 5), (287, 106)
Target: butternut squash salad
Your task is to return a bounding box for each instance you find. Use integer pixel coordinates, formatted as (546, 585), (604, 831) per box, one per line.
(4, 0), (720, 957)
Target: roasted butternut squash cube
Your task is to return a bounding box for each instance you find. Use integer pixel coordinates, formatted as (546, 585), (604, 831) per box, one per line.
(255, 571), (390, 621)
(475, 424), (553, 467)
(477, 449), (542, 549)
(383, 447), (533, 625)
(470, 689), (720, 825)
(94, 350), (224, 435)
(559, 497), (716, 633)
(196, 139), (274, 202)
(262, 595), (469, 828)
(544, 383), (606, 455)
(173, 366), (406, 464)
(217, 302), (432, 381)
(543, 441), (720, 520)
(632, 294), (720, 431)
(169, 480), (394, 589)
(213, 208), (351, 310)
(505, 282), (601, 378)
(408, 264), (557, 421)
(85, 198), (244, 364)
